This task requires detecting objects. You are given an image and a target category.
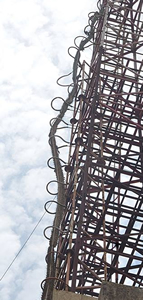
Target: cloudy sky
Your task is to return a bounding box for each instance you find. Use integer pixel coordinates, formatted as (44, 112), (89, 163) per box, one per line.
(0, 0), (97, 299)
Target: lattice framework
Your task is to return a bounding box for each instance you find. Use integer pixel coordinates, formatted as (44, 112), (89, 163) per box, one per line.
(47, 0), (143, 297)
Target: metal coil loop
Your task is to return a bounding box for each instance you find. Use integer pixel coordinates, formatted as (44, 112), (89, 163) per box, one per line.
(43, 226), (63, 240)
(44, 200), (66, 215)
(47, 157), (66, 169)
(49, 134), (70, 145)
(46, 180), (66, 195)
(41, 277), (69, 290)
(50, 117), (69, 127)
(56, 72), (73, 87)
(51, 97), (67, 112)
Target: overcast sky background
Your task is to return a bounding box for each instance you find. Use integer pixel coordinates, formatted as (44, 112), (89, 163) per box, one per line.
(0, 0), (97, 299)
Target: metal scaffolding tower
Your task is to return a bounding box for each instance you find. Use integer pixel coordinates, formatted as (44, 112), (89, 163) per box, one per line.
(42, 0), (143, 298)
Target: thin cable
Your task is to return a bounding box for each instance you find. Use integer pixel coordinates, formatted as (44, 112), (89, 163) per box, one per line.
(0, 211), (47, 281)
